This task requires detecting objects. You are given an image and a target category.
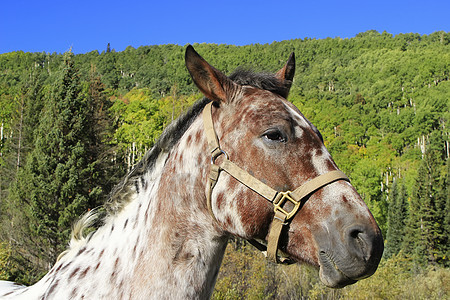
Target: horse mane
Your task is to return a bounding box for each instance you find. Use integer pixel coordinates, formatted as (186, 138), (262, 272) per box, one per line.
(229, 68), (292, 98)
(105, 96), (211, 214)
(67, 68), (289, 247)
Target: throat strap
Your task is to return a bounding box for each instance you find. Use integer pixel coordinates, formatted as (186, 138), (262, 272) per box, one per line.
(202, 101), (350, 264)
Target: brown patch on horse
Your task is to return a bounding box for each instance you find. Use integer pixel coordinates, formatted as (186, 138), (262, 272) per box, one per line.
(46, 281), (59, 297)
(79, 267), (90, 279)
(69, 267), (80, 279)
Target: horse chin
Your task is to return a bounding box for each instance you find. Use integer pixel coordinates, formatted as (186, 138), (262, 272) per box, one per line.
(318, 252), (358, 288)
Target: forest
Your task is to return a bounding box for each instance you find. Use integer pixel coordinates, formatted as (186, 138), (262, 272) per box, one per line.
(0, 30), (449, 298)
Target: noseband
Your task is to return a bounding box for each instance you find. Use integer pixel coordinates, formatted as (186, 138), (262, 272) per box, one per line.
(203, 101), (350, 264)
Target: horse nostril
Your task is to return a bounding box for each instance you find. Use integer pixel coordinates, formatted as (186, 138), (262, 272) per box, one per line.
(347, 227), (371, 262)
(349, 228), (361, 239)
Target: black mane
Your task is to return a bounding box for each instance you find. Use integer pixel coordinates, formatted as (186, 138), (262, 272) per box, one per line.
(229, 68), (292, 99)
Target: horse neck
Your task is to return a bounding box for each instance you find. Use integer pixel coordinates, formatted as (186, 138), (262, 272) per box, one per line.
(25, 117), (228, 299)
(127, 116), (228, 298)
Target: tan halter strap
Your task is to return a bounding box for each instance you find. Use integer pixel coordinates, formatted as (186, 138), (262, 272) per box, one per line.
(202, 101), (350, 264)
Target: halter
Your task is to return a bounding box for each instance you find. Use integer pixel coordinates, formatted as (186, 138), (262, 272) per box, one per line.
(203, 101), (350, 264)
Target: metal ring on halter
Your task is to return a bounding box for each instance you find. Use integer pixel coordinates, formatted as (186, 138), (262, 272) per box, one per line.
(211, 149), (229, 164)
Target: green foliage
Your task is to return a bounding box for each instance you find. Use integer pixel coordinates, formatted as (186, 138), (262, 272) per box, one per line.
(110, 88), (199, 168)
(403, 131), (449, 266)
(1, 52), (121, 283)
(0, 242), (11, 280)
(385, 179), (408, 258)
(110, 88), (162, 163)
(8, 52), (90, 274)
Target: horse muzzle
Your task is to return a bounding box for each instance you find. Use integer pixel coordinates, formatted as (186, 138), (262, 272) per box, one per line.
(317, 222), (384, 288)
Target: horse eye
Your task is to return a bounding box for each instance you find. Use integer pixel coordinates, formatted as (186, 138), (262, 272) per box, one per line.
(263, 129), (286, 143)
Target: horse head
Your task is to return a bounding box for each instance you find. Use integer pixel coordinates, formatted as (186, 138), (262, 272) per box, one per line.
(186, 45), (383, 288)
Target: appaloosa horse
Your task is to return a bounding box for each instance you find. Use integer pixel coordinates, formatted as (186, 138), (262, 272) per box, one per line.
(0, 46), (383, 299)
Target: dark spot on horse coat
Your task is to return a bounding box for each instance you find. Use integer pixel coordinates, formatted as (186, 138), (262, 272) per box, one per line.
(69, 267), (80, 279)
(175, 249), (195, 263)
(46, 280), (59, 297)
(77, 247), (86, 257)
(194, 130), (202, 143)
(197, 154), (204, 169)
(123, 219), (128, 229)
(216, 192), (225, 209)
(60, 261), (72, 272)
(71, 288), (78, 298)
(325, 159), (335, 170)
(80, 267), (90, 279)
(110, 270), (117, 283)
(342, 195), (349, 203)
(314, 148), (323, 157)
(225, 216), (233, 228)
(135, 235), (140, 246)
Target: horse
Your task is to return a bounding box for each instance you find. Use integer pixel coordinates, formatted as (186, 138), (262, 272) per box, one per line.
(0, 45), (383, 299)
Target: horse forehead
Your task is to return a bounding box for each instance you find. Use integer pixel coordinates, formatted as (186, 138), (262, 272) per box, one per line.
(237, 88), (310, 129)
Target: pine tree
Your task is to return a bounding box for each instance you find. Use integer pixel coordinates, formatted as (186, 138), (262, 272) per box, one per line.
(438, 157), (449, 266)
(5, 52), (104, 282)
(385, 179), (408, 258)
(84, 65), (124, 207)
(0, 69), (44, 191)
(403, 131), (447, 266)
(0, 69), (45, 227)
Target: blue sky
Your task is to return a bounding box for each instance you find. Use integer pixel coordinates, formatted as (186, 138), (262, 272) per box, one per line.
(1, 0), (449, 54)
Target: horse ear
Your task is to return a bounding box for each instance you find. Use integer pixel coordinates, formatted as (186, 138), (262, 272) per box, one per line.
(275, 52), (295, 91)
(185, 45), (238, 103)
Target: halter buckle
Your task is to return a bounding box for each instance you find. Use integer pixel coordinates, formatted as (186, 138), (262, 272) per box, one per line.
(273, 191), (301, 220)
(211, 148), (229, 164)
